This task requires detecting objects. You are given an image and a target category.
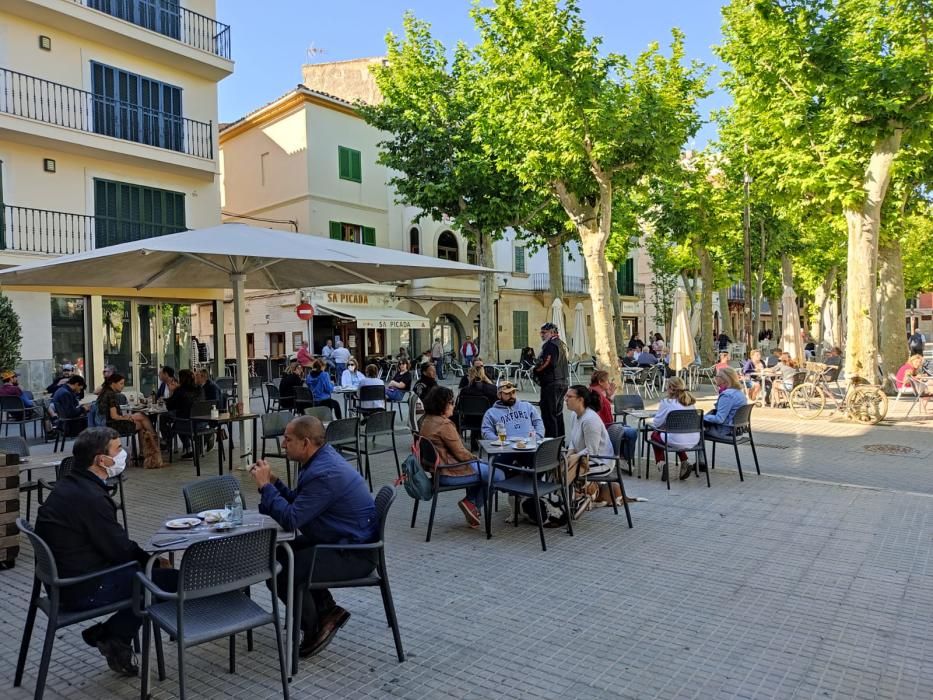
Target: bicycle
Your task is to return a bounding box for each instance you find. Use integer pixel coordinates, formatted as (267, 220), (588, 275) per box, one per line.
(443, 351), (464, 378)
(789, 362), (888, 424)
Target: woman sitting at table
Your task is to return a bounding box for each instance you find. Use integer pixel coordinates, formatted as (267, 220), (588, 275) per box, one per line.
(714, 351), (731, 371)
(97, 373), (162, 468)
(703, 368), (747, 441)
(769, 352), (799, 406)
(741, 349), (766, 402)
(278, 361), (304, 411)
(305, 359), (342, 419)
(340, 357), (363, 388)
(165, 369), (200, 458)
(419, 386), (504, 529)
(458, 365), (498, 404)
(385, 359), (412, 402)
(588, 369), (616, 427)
(651, 377), (701, 481)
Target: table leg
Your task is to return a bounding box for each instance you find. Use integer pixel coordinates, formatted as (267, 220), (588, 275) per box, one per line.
(251, 417), (258, 465)
(216, 425), (224, 476)
(228, 424), (234, 473)
(282, 541), (295, 678)
(485, 452), (494, 540)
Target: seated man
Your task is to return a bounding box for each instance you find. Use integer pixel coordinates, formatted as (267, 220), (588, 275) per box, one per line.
(621, 348), (639, 368)
(51, 375), (90, 435)
(35, 428), (176, 676)
(823, 346), (843, 368)
(1, 370), (38, 421)
(481, 381), (544, 444)
(194, 368), (224, 410)
(251, 416), (377, 658)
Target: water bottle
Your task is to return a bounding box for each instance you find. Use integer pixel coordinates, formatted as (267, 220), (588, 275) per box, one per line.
(231, 488), (243, 526)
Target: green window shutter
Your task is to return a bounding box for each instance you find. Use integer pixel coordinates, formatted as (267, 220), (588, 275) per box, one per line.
(512, 310), (528, 350)
(338, 146), (362, 182)
(338, 146), (350, 179)
(329, 221), (343, 240)
(362, 226), (376, 246)
(514, 246), (525, 273)
(351, 149), (362, 182)
(616, 258), (635, 296)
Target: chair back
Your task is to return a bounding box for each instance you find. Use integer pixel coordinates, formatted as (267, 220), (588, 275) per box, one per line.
(16, 518), (59, 586)
(730, 403), (754, 439)
(0, 396), (27, 412)
(325, 417), (359, 447)
(606, 423), (628, 459)
(484, 365), (500, 382)
(364, 410), (396, 436)
(613, 394), (644, 414)
(825, 365), (840, 383)
(214, 377), (234, 393)
(790, 370), (808, 389)
(182, 474), (246, 513)
(664, 409), (703, 434)
(191, 400), (215, 418)
(56, 456), (75, 480)
(358, 384), (386, 407)
(532, 437), (565, 473)
(178, 527), (277, 602)
(294, 386), (313, 404)
(0, 435), (30, 457)
(304, 406), (333, 422)
(456, 394), (490, 431)
(262, 411), (291, 438)
(372, 485), (397, 544)
(265, 382), (280, 400)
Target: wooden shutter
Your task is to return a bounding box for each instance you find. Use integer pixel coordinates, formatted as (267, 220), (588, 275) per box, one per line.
(338, 147), (350, 179)
(329, 221), (343, 240)
(350, 149), (362, 182)
(362, 226), (376, 245)
(514, 246), (525, 273)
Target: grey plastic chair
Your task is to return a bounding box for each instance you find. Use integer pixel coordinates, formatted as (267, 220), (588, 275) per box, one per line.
(646, 409), (709, 489)
(263, 382), (281, 412)
(361, 411), (400, 491)
(706, 403), (760, 481)
(1, 436), (38, 520)
(135, 527), (289, 700)
(293, 386), (314, 413)
(584, 423), (635, 527)
(325, 417), (361, 471)
(14, 518), (139, 700)
(0, 396), (42, 439)
(303, 405), (333, 422)
(350, 384), (386, 418)
(412, 436), (484, 543)
(182, 475), (247, 515)
(613, 394), (644, 424)
(261, 411), (294, 486)
(298, 486), (404, 668)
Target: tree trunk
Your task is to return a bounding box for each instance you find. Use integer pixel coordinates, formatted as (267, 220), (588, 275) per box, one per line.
(844, 128), (903, 382)
(813, 266), (836, 352)
(608, 267), (627, 358)
(696, 246), (715, 364)
(546, 236), (564, 301)
(476, 230), (498, 364)
(835, 275), (844, 350)
(718, 288), (733, 341)
(878, 240), (906, 391)
(768, 294), (780, 339)
(781, 254), (794, 289)
(681, 271), (696, 311)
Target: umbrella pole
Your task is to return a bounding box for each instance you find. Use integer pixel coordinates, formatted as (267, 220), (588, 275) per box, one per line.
(232, 273), (253, 468)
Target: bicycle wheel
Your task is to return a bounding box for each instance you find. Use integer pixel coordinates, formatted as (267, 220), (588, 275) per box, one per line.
(848, 385), (888, 425)
(790, 383), (825, 419)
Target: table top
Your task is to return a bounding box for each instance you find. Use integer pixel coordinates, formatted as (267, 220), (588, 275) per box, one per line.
(144, 510), (294, 552)
(479, 437), (550, 455)
(191, 412), (260, 424)
(623, 409), (656, 419)
(333, 386), (359, 393)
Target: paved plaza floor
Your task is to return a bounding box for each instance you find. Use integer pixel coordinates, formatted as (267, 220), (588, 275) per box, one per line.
(3, 386), (932, 699)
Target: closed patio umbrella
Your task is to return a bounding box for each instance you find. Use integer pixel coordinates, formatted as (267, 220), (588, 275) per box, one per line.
(550, 297), (566, 340)
(570, 302), (590, 360)
(781, 285), (804, 366)
(669, 288), (696, 372)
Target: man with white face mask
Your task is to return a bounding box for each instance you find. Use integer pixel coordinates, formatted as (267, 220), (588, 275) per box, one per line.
(35, 427), (177, 676)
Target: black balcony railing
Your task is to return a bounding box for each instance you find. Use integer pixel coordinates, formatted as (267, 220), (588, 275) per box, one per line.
(0, 205), (95, 255)
(729, 283), (745, 301)
(77, 0), (232, 59)
(0, 68), (214, 159)
(530, 273), (590, 295)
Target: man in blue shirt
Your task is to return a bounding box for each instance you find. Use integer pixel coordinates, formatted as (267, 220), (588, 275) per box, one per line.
(250, 415), (376, 658)
(51, 375), (90, 435)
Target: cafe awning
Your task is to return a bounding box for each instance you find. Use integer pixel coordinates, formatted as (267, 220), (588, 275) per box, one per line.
(316, 303), (430, 330)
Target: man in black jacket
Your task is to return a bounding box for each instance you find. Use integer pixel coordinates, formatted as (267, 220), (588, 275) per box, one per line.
(35, 428), (176, 676)
(533, 323), (569, 438)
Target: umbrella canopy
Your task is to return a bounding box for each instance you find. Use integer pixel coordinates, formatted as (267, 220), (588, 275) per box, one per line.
(781, 285), (804, 365)
(0, 224), (489, 464)
(669, 288), (696, 372)
(570, 302), (590, 360)
(549, 298), (566, 340)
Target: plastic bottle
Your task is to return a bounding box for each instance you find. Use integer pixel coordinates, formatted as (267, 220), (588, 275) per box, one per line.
(231, 488), (243, 525)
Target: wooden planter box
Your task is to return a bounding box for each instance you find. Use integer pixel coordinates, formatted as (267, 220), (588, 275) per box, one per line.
(0, 454), (21, 568)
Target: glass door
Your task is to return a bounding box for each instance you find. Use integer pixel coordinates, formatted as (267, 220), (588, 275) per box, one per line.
(136, 302), (159, 396)
(103, 299), (133, 387)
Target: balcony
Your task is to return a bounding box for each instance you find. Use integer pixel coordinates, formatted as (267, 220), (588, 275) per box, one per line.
(75, 0), (232, 60)
(530, 273), (589, 295)
(1, 204), (187, 256)
(728, 283), (745, 302)
(0, 68), (214, 159)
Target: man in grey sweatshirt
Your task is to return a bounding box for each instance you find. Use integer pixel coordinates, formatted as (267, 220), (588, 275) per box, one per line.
(481, 382), (545, 441)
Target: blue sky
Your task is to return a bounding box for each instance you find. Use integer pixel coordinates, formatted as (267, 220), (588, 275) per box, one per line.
(218, 1), (729, 144)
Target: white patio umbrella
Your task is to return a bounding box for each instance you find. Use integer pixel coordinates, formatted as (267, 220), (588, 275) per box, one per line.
(0, 223), (489, 462)
(669, 288), (696, 372)
(570, 302), (590, 360)
(549, 297), (566, 339)
(781, 284), (804, 366)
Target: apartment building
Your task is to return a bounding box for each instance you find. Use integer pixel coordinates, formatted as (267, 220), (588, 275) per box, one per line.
(0, 0), (232, 393)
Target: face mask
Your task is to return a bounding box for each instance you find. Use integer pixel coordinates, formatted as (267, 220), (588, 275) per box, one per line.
(104, 449), (127, 478)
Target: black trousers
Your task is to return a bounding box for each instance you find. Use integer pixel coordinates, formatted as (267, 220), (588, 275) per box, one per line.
(272, 539), (376, 635)
(540, 382), (568, 438)
(316, 398), (342, 420)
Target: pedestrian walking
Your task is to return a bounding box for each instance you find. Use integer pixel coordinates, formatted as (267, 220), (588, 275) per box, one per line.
(431, 337), (445, 380)
(533, 322), (569, 438)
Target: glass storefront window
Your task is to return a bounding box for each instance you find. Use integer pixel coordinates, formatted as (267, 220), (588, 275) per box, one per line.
(51, 296), (86, 376)
(161, 303), (191, 372)
(103, 299), (133, 386)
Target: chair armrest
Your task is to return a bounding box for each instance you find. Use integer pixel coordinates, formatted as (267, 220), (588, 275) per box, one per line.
(435, 458), (477, 473)
(58, 560), (139, 588)
(38, 478), (56, 492)
(133, 570), (178, 615)
(309, 542), (381, 573)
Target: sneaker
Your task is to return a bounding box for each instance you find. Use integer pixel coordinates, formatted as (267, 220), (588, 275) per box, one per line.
(96, 638), (138, 677)
(81, 623), (105, 648)
(458, 498), (481, 528)
(679, 461), (694, 481)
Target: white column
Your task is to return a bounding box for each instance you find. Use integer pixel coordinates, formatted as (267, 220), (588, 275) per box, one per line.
(231, 274), (252, 467)
(212, 298), (226, 377)
(87, 295), (105, 389)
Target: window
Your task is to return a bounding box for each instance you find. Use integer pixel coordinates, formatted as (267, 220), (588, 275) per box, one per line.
(514, 245), (526, 273)
(512, 310), (528, 350)
(292, 332), (304, 350)
(91, 62), (183, 152)
(616, 257), (635, 296)
(437, 231), (459, 261)
(51, 296), (86, 375)
(329, 220), (375, 245)
(409, 227), (420, 254)
(338, 146), (362, 182)
(94, 178), (186, 248)
(467, 241), (477, 265)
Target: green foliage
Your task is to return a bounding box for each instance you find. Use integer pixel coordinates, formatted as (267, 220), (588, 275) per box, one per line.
(644, 230), (680, 330)
(0, 293), (23, 371)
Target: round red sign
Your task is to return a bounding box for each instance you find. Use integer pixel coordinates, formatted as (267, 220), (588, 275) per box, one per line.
(296, 303), (314, 320)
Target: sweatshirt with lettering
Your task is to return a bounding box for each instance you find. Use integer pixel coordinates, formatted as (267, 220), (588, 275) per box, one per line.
(481, 399), (545, 440)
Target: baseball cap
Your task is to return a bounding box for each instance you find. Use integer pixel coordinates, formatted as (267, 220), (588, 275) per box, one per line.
(1, 370), (16, 381)
(540, 322), (558, 332)
(498, 381), (517, 393)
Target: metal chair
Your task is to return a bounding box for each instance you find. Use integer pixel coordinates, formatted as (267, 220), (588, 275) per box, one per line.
(303, 406), (333, 422)
(263, 382), (282, 413)
(584, 424), (635, 526)
(514, 361), (534, 391)
(350, 384), (387, 418)
(905, 375), (930, 417)
(645, 409), (709, 489)
(412, 436), (484, 542)
(0, 396), (42, 439)
(386, 390), (411, 426)
(47, 401), (86, 453)
(361, 411), (400, 490)
(488, 437), (573, 551)
(300, 486), (404, 666)
(325, 417), (361, 474)
(261, 411), (294, 486)
(1, 436), (38, 520)
(170, 413), (215, 474)
(612, 394), (644, 424)
(705, 403), (760, 481)
(455, 395), (491, 443)
(293, 386), (314, 414)
(214, 376), (236, 405)
(14, 518), (139, 700)
(182, 474), (246, 514)
(136, 528), (289, 700)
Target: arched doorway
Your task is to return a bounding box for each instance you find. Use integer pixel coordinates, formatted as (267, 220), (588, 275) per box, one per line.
(432, 313), (464, 362)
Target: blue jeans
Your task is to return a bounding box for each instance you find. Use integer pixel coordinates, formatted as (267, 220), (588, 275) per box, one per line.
(434, 357), (444, 379)
(386, 387), (405, 402)
(620, 425), (637, 462)
(438, 461), (504, 510)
